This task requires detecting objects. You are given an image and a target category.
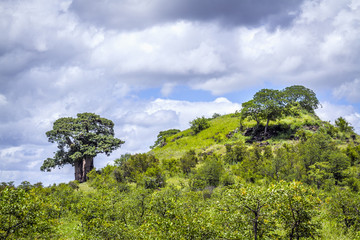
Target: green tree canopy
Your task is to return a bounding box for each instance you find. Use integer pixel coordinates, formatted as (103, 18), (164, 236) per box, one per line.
(241, 85), (320, 134)
(240, 99), (263, 128)
(283, 85), (320, 113)
(41, 113), (124, 182)
(241, 89), (285, 134)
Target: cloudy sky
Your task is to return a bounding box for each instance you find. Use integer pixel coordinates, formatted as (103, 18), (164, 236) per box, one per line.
(1, 0), (360, 186)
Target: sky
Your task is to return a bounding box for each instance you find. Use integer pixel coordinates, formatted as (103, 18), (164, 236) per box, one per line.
(1, 0), (360, 186)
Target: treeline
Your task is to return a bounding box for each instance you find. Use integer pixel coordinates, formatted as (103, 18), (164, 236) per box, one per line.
(1, 170), (360, 239)
(2, 123), (360, 239)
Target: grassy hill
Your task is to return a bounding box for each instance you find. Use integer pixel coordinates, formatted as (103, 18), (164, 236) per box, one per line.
(150, 109), (350, 161)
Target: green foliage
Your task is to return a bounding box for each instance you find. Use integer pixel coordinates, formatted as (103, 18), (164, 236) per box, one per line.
(328, 151), (350, 184)
(283, 85), (320, 113)
(114, 153), (132, 167)
(299, 132), (333, 171)
(180, 150), (198, 175)
(241, 85), (320, 135)
(345, 143), (360, 166)
(0, 187), (58, 239)
(190, 154), (224, 189)
(68, 180), (79, 190)
(241, 89), (285, 134)
(273, 181), (321, 239)
(161, 158), (180, 176)
(224, 142), (247, 164)
(15, 86), (360, 239)
(87, 165), (119, 189)
(222, 184), (276, 239)
(41, 113), (124, 182)
(151, 129), (181, 149)
(240, 99), (263, 127)
(231, 144), (272, 183)
(270, 143), (302, 182)
(335, 117), (355, 133)
(190, 116), (210, 134)
(329, 188), (360, 234)
(42, 113), (124, 170)
(114, 153), (166, 189)
(212, 113), (221, 119)
(198, 155), (224, 187)
(151, 113), (240, 160)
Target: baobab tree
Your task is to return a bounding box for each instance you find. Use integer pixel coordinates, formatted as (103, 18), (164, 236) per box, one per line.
(41, 113), (124, 182)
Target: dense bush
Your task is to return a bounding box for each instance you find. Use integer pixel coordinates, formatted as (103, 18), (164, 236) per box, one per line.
(189, 116), (210, 134)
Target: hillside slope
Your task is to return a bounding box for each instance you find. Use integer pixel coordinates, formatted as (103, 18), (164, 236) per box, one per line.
(150, 110), (349, 160)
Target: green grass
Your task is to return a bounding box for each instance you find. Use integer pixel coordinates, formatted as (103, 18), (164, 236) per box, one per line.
(56, 214), (82, 240)
(78, 182), (94, 192)
(320, 220), (355, 240)
(151, 111), (351, 161)
(151, 114), (240, 160)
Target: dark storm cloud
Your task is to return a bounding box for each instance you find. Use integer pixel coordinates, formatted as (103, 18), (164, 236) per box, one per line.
(69, 0), (304, 30)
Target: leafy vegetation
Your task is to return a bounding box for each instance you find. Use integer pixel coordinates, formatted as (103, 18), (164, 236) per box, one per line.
(41, 113), (124, 182)
(190, 116), (211, 134)
(150, 129), (180, 149)
(240, 85), (320, 136)
(4, 86), (360, 239)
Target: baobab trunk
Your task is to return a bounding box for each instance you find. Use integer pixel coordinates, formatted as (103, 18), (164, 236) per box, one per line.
(74, 156), (94, 182)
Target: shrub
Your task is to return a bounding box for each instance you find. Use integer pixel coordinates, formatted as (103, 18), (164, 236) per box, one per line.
(190, 116), (210, 134)
(180, 150), (198, 175)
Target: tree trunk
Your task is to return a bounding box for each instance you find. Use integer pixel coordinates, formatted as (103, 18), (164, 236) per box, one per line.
(253, 212), (259, 240)
(264, 118), (270, 134)
(74, 156), (94, 182)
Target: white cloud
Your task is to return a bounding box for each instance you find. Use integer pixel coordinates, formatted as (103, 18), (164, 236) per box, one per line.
(90, 21), (226, 77)
(2, 0), (359, 95)
(191, 74), (254, 95)
(161, 83), (176, 97)
(333, 79), (360, 102)
(146, 97), (241, 129)
(0, 94), (7, 105)
(0, 0), (360, 186)
(316, 102), (360, 133)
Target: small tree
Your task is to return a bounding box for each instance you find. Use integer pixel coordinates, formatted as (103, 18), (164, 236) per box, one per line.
(41, 113), (124, 182)
(241, 89), (285, 135)
(335, 117), (354, 133)
(222, 185), (277, 240)
(240, 99), (263, 130)
(329, 188), (360, 232)
(197, 154), (224, 187)
(253, 89), (285, 134)
(150, 129), (180, 149)
(273, 181), (321, 240)
(180, 150), (198, 175)
(190, 116), (210, 134)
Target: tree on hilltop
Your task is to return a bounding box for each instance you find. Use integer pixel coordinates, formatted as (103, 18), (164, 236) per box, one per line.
(283, 85), (320, 113)
(241, 89), (285, 134)
(41, 113), (124, 182)
(240, 85), (320, 135)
